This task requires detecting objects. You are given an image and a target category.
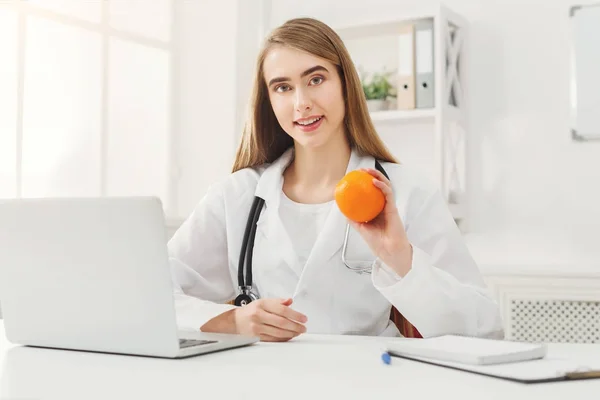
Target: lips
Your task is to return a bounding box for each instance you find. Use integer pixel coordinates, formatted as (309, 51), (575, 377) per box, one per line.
(294, 116), (324, 132)
(295, 115), (323, 126)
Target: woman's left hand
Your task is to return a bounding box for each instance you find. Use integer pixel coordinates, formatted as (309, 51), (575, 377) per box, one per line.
(348, 168), (413, 277)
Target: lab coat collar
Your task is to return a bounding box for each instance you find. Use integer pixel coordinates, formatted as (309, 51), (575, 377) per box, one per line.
(254, 147), (295, 203)
(253, 146), (376, 280)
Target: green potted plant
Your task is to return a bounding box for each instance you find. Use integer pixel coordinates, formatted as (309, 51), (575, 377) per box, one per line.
(362, 71), (396, 112)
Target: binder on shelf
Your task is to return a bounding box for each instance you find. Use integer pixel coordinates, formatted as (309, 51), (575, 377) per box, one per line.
(396, 23), (416, 110)
(415, 18), (434, 108)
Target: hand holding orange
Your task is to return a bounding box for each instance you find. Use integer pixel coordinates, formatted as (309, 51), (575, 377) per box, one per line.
(334, 170), (385, 223)
(335, 167), (413, 277)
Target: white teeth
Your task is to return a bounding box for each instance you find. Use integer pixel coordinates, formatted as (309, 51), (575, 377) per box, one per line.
(297, 116), (322, 126)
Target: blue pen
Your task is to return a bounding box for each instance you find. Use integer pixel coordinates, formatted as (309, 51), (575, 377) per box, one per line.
(381, 351), (391, 365)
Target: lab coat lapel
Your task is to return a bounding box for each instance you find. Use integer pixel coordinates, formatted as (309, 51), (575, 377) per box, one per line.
(254, 148), (303, 277)
(295, 150), (375, 287)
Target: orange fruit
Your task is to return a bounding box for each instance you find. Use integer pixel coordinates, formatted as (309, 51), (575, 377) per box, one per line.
(334, 170), (385, 223)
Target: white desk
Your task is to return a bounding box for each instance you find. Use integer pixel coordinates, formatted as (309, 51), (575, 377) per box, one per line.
(0, 322), (598, 399)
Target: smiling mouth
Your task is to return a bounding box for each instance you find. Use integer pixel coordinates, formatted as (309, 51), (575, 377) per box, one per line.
(294, 116), (323, 127)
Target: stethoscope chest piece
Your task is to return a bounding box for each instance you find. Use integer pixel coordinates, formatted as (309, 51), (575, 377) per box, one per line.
(234, 287), (258, 306)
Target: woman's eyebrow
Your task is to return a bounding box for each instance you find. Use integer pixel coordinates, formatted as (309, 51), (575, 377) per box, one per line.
(267, 65), (329, 87)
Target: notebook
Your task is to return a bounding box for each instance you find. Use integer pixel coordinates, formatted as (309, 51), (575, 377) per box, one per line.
(385, 335), (547, 365)
(385, 336), (600, 384)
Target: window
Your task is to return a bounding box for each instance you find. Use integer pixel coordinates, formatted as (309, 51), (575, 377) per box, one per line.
(0, 0), (176, 215)
(0, 6), (18, 199)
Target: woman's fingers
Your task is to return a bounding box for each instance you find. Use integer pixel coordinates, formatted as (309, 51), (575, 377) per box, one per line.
(259, 334), (291, 342)
(263, 299), (308, 323)
(361, 168), (397, 213)
(257, 322), (299, 339)
(280, 298), (293, 307)
(373, 178), (393, 196)
(361, 168), (391, 187)
(253, 299), (307, 340)
(259, 309), (306, 334)
(241, 298), (308, 341)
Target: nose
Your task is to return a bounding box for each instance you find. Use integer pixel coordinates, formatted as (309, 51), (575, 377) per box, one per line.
(294, 87), (312, 112)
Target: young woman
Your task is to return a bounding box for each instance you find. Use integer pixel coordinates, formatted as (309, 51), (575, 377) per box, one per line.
(168, 17), (504, 342)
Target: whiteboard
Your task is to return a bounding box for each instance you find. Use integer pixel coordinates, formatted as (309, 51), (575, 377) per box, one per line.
(571, 4), (600, 140)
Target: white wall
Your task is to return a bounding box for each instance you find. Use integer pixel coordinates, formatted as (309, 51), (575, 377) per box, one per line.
(174, 0), (237, 218)
(174, 0), (266, 221)
(264, 0), (600, 236)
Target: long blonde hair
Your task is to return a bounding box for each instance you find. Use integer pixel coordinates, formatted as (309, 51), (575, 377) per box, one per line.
(231, 17), (398, 173)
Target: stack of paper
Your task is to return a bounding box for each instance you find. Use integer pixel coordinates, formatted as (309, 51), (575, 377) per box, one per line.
(386, 335), (547, 365)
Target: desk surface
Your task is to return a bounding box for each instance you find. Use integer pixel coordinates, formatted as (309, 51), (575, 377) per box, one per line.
(0, 322), (598, 399)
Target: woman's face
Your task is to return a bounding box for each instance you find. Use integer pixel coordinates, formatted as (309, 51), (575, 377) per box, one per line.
(262, 46), (346, 150)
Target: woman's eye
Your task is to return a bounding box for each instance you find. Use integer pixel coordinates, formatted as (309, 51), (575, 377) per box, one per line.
(275, 84), (290, 93)
(310, 76), (323, 85)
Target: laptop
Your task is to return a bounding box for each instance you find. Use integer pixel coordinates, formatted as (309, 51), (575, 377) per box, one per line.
(0, 196), (258, 359)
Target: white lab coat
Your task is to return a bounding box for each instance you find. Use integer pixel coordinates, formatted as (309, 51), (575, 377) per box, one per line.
(168, 148), (505, 338)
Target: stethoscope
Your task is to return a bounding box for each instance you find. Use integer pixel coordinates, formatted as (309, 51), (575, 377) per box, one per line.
(234, 160), (390, 307)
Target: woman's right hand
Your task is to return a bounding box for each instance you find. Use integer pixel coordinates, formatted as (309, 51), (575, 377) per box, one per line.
(234, 298), (307, 342)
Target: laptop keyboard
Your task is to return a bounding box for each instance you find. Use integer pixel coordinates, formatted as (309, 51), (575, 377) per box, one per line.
(178, 338), (217, 349)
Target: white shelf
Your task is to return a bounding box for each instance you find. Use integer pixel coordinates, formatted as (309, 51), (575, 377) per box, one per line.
(369, 105), (463, 123)
(334, 8), (438, 39)
(370, 108), (435, 122)
(334, 5), (468, 40)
